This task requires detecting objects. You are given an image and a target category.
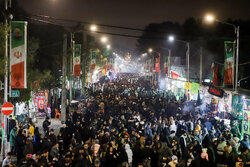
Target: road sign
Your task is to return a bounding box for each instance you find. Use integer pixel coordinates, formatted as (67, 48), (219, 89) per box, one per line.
(10, 90), (20, 97)
(1, 102), (14, 115)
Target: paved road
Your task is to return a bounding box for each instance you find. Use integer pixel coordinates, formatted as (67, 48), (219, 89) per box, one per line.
(35, 117), (65, 137)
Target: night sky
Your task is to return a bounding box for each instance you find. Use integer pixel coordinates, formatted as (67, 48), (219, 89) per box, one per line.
(18, 0), (250, 52)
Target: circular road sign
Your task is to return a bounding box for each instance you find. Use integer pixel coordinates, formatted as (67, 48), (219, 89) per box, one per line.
(1, 102), (14, 115)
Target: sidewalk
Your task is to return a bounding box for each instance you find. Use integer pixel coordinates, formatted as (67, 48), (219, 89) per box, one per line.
(35, 117), (65, 137)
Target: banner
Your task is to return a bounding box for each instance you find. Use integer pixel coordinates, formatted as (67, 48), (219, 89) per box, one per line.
(155, 58), (159, 72)
(208, 85), (224, 98)
(231, 94), (243, 118)
(73, 44), (81, 76)
(164, 55), (170, 76)
(210, 63), (219, 86)
(171, 71), (179, 79)
(184, 82), (192, 90)
(34, 91), (46, 115)
(224, 41), (234, 85)
(90, 51), (96, 72)
(10, 21), (28, 88)
(242, 99), (250, 137)
(191, 82), (200, 95)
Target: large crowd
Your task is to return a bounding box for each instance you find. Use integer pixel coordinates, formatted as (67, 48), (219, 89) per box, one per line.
(2, 76), (250, 167)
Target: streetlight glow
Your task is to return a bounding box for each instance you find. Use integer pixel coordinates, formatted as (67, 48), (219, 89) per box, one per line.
(168, 35), (175, 42)
(90, 25), (97, 31)
(106, 44), (111, 49)
(205, 14), (215, 23)
(101, 36), (108, 43)
(148, 48), (153, 53)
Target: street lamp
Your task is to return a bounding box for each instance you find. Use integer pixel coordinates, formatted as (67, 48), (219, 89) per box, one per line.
(90, 25), (97, 32)
(101, 36), (108, 43)
(148, 48), (153, 53)
(204, 14), (215, 23)
(204, 14), (240, 91)
(168, 35), (175, 42)
(106, 44), (111, 49)
(168, 35), (190, 81)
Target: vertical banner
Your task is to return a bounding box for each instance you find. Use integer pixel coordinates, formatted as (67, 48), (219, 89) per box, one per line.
(149, 59), (153, 72)
(242, 99), (250, 137)
(164, 55), (169, 76)
(10, 21), (28, 88)
(90, 51), (96, 72)
(73, 44), (81, 76)
(224, 41), (234, 85)
(34, 91), (46, 115)
(155, 58), (159, 72)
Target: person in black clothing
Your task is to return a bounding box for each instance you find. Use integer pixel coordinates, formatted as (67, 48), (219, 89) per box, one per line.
(18, 153), (35, 167)
(7, 115), (16, 141)
(48, 129), (57, 146)
(42, 117), (51, 135)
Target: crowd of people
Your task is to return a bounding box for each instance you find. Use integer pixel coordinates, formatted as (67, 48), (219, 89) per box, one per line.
(2, 76), (250, 167)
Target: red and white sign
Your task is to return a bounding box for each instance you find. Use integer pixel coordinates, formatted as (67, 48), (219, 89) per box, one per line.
(1, 102), (14, 115)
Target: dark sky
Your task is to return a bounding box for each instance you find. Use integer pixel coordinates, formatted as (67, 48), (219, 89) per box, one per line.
(19, 0), (250, 52)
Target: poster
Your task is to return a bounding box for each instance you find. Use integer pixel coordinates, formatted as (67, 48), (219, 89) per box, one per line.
(242, 99), (250, 137)
(191, 82), (199, 95)
(184, 82), (192, 90)
(34, 91), (46, 115)
(231, 94), (243, 118)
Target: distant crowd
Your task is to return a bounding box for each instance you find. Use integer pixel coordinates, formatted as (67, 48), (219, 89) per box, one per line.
(2, 76), (250, 167)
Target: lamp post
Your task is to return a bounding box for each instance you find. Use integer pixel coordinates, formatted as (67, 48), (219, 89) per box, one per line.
(168, 36), (190, 82)
(205, 14), (240, 91)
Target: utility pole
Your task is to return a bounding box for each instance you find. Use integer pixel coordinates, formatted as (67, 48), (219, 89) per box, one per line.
(186, 42), (190, 82)
(61, 33), (67, 124)
(1, 0), (11, 158)
(235, 26), (240, 92)
(69, 33), (74, 105)
(200, 47), (203, 84)
(81, 29), (87, 97)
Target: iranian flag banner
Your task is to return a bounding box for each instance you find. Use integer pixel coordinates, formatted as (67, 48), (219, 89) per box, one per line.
(149, 59), (153, 72)
(10, 21), (28, 88)
(210, 63), (215, 82)
(155, 58), (159, 72)
(210, 63), (219, 86)
(224, 41), (234, 85)
(90, 51), (96, 72)
(164, 55), (170, 76)
(73, 44), (81, 76)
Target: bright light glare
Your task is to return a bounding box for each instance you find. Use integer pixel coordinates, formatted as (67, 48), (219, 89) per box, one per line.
(106, 45), (111, 49)
(142, 53), (147, 57)
(113, 52), (116, 55)
(94, 70), (98, 75)
(90, 25), (97, 31)
(205, 14), (215, 23)
(168, 35), (175, 42)
(242, 96), (246, 99)
(148, 48), (153, 53)
(101, 37), (108, 43)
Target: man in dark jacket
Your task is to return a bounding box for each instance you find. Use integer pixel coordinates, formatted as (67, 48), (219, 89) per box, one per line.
(7, 115), (16, 141)
(43, 117), (51, 135)
(18, 153), (35, 167)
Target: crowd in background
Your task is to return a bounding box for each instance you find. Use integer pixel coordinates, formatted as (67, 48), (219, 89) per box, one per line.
(2, 76), (250, 167)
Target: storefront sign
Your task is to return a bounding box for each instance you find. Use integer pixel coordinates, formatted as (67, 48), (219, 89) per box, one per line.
(208, 85), (224, 98)
(242, 99), (250, 137)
